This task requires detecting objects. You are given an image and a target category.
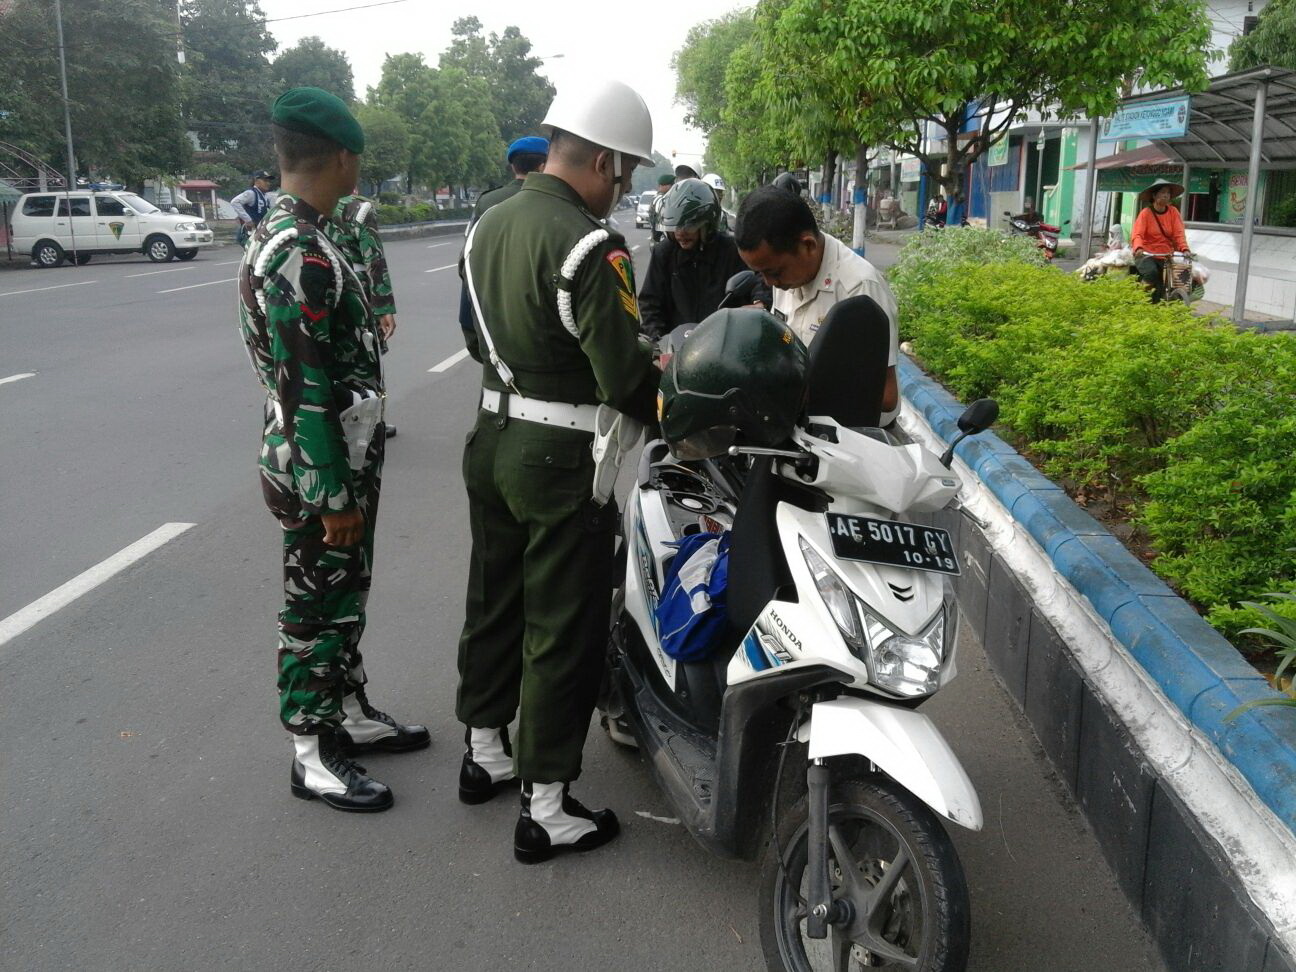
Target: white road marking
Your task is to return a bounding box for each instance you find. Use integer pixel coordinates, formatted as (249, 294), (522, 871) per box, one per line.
(126, 266), (194, 277)
(632, 245), (640, 252)
(158, 277), (237, 294)
(0, 523), (196, 651)
(0, 280), (97, 298)
(424, 263), (458, 273)
(215, 259), (244, 265)
(0, 372), (36, 385)
(634, 811), (681, 825)
(426, 241), (455, 248)
(428, 348), (470, 373)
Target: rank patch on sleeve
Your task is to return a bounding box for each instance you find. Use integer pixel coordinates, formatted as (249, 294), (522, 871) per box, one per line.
(606, 249), (638, 318)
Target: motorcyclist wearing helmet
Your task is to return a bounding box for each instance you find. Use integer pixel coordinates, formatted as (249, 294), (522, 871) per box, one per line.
(456, 79), (659, 864)
(735, 185), (901, 426)
(637, 177), (762, 341)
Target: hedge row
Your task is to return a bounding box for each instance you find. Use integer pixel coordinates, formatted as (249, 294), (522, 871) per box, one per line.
(374, 203), (472, 226)
(891, 227), (1296, 645)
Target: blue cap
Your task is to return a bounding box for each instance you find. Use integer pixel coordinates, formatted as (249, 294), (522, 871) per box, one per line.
(507, 136), (549, 162)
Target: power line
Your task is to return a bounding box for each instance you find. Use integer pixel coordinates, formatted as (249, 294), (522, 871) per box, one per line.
(260, 0), (411, 24)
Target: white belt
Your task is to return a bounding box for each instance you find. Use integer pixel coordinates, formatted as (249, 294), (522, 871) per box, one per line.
(480, 387), (598, 434)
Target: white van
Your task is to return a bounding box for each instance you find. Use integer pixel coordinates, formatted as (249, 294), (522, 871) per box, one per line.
(10, 190), (216, 267)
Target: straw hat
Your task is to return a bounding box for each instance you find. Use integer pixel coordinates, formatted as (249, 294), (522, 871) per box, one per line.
(1138, 178), (1184, 207)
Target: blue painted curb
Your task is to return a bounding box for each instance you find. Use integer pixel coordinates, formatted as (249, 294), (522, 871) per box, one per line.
(899, 356), (1296, 830)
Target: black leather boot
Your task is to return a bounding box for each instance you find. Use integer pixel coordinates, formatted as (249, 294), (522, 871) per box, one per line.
(459, 726), (517, 804)
(514, 782), (619, 864)
(334, 693), (430, 754)
(290, 732), (394, 812)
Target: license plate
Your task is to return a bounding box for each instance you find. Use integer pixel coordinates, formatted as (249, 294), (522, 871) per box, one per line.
(825, 513), (960, 576)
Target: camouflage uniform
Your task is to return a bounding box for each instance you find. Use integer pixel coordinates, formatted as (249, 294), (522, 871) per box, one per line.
(238, 192), (386, 734)
(325, 194), (396, 322)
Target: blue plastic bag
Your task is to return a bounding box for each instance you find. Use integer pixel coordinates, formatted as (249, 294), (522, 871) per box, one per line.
(655, 531), (730, 662)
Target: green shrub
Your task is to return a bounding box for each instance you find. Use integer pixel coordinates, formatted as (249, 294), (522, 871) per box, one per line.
(1139, 339), (1296, 638)
(408, 203), (434, 223)
(378, 191), (401, 205)
(890, 226), (1048, 310)
(376, 203), (406, 225)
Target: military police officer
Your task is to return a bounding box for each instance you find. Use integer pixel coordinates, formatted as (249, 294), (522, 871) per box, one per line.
(238, 87), (428, 814)
(327, 191), (400, 437)
(456, 80), (659, 863)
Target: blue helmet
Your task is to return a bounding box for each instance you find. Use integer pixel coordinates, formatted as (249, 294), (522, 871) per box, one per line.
(507, 136), (550, 162)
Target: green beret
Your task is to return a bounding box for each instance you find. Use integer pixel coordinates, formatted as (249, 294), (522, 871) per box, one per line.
(657, 173), (675, 186)
(271, 87), (365, 154)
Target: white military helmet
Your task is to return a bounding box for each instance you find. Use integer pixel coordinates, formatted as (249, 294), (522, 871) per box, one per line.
(702, 172), (727, 191)
(542, 79), (654, 165)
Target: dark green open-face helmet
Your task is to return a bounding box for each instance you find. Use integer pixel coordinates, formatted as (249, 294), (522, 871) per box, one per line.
(660, 177), (721, 235)
(659, 307), (809, 460)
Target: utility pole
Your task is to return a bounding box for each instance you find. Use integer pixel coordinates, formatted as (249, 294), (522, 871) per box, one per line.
(53, 0), (80, 263)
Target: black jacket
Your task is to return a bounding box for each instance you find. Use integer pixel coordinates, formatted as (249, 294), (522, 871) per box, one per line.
(637, 233), (759, 341)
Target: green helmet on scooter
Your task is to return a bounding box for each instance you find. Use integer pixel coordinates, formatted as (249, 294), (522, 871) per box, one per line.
(658, 307), (809, 460)
(660, 178), (721, 237)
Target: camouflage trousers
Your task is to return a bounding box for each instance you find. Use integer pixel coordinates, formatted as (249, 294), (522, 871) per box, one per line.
(261, 431), (384, 734)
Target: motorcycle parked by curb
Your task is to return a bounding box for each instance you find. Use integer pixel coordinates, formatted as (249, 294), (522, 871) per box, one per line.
(602, 273), (994, 971)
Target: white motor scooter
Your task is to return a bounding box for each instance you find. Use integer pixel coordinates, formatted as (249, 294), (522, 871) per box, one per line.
(603, 284), (995, 970)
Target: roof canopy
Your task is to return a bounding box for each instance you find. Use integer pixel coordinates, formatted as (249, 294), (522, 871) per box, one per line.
(1120, 66), (1296, 169)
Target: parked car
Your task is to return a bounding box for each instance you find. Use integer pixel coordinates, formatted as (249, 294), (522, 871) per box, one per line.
(635, 191), (656, 228)
(9, 189), (216, 267)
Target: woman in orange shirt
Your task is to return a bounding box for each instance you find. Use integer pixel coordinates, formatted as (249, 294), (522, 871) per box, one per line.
(1130, 179), (1191, 303)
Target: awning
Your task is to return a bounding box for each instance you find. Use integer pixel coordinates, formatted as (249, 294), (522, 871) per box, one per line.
(179, 180), (221, 190)
(1068, 144), (1177, 170)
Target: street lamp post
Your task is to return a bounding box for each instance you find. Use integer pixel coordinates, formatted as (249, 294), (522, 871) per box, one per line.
(53, 0), (80, 263)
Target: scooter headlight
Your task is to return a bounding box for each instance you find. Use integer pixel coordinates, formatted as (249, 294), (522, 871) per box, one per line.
(798, 539), (864, 646)
(860, 607), (946, 698)
(799, 537), (948, 698)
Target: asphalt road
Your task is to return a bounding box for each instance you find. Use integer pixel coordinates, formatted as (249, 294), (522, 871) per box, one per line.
(0, 216), (1162, 971)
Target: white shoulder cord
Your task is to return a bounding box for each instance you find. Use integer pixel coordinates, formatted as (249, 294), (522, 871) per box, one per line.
(557, 228), (611, 338)
(462, 214), (520, 393)
(250, 226), (345, 317)
(354, 200), (373, 225)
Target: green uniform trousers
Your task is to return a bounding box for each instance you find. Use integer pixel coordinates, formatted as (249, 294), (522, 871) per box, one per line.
(456, 407), (618, 783)
(270, 430), (383, 734)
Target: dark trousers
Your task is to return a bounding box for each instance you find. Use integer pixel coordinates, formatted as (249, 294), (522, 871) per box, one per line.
(456, 409), (617, 783)
(1133, 255), (1167, 303)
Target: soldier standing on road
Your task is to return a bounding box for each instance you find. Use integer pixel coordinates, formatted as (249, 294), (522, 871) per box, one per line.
(648, 172), (674, 243)
(232, 170), (274, 246)
(456, 80), (659, 863)
(457, 136), (549, 356)
(238, 87), (429, 814)
(327, 192), (400, 438)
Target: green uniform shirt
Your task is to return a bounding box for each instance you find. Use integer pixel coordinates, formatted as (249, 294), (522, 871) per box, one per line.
(238, 193), (383, 518)
(470, 178), (523, 228)
(325, 194), (396, 318)
(466, 172), (658, 424)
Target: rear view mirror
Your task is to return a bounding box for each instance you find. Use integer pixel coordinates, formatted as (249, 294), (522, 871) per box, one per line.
(957, 398), (999, 435)
(719, 270), (758, 308)
(941, 398), (1000, 468)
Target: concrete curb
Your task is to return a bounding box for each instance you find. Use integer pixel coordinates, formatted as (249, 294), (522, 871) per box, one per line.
(378, 220), (468, 242)
(898, 356), (1296, 971)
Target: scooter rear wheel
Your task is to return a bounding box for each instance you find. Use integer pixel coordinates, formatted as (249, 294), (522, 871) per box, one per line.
(759, 776), (970, 971)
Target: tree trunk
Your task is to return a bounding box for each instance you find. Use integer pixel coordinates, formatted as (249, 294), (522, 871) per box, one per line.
(820, 150), (836, 204)
(851, 141), (869, 254)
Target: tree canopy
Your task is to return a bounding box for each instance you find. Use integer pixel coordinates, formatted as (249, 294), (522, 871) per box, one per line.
(0, 0), (191, 186)
(1229, 0), (1296, 71)
(273, 36), (355, 102)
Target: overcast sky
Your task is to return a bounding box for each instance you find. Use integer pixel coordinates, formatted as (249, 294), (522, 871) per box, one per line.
(259, 0), (751, 169)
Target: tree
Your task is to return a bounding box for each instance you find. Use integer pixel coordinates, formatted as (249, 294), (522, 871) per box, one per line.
(180, 0), (278, 173)
(1230, 0), (1296, 71)
(0, 0), (190, 185)
(673, 11), (756, 134)
(440, 17), (555, 148)
(273, 36), (354, 101)
(353, 105), (409, 192)
(369, 53), (438, 191)
(757, 0), (1213, 210)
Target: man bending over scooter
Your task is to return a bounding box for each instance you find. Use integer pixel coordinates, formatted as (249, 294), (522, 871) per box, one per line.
(734, 186), (901, 426)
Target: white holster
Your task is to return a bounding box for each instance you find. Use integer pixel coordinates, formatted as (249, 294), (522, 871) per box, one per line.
(339, 390), (383, 470)
(591, 404), (644, 506)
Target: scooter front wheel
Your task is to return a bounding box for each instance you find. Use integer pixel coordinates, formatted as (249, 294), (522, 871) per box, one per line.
(759, 776), (970, 972)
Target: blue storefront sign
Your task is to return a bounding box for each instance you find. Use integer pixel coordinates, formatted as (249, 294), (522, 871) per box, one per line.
(1100, 97), (1191, 142)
